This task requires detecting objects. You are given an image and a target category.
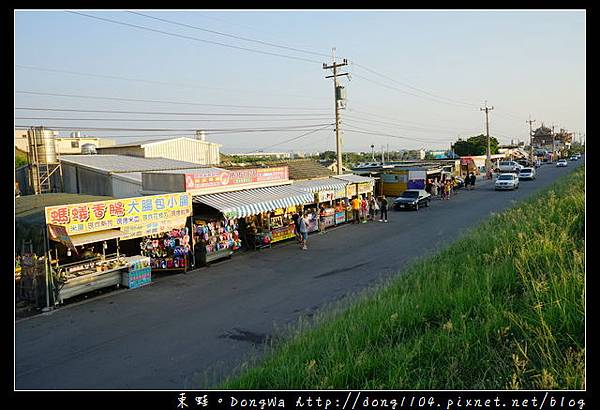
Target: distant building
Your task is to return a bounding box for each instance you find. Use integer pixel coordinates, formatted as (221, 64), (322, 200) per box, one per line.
(14, 129), (116, 154)
(97, 137), (221, 165)
(222, 159), (334, 181)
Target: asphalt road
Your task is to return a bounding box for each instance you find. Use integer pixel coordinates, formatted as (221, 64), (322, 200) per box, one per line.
(15, 160), (582, 390)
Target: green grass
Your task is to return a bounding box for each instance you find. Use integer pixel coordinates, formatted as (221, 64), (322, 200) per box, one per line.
(221, 166), (585, 390)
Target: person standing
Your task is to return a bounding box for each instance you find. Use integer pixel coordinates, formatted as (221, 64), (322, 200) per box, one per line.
(298, 212), (309, 250)
(360, 196), (368, 224)
(368, 196), (379, 221)
(351, 196), (361, 224)
(379, 196), (388, 222)
(469, 173), (476, 190)
(318, 205), (326, 234)
(292, 212), (301, 243)
(431, 179), (438, 198)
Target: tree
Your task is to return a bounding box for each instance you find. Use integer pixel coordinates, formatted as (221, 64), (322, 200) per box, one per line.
(319, 150), (336, 160)
(452, 134), (499, 156)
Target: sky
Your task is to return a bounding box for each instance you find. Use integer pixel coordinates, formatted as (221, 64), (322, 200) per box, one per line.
(14, 9), (586, 154)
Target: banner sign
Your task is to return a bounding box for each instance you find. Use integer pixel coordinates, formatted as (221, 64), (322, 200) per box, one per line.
(316, 190), (335, 203)
(45, 192), (192, 236)
(184, 167), (288, 191)
(347, 184), (357, 197)
(120, 218), (188, 240)
(357, 182), (373, 194)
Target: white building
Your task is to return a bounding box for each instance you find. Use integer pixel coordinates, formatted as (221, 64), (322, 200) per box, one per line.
(97, 137), (221, 165)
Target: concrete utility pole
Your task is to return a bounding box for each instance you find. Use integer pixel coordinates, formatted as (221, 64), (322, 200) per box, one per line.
(371, 144), (375, 161)
(323, 48), (349, 175)
(480, 101), (494, 172)
(526, 116), (536, 164)
(551, 124), (556, 162)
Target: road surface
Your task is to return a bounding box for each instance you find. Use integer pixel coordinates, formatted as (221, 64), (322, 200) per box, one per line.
(15, 161), (582, 389)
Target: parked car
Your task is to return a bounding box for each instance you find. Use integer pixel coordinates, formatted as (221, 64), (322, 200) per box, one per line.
(495, 173), (520, 190)
(569, 155), (578, 161)
(498, 161), (523, 173)
(518, 167), (536, 180)
(393, 189), (431, 211)
(556, 159), (568, 167)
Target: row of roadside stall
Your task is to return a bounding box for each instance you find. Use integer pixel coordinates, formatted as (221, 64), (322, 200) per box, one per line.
(21, 166), (375, 307)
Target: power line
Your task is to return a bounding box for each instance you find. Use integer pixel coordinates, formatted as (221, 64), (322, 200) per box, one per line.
(350, 73), (479, 110)
(343, 125), (452, 144)
(343, 116), (481, 135)
(65, 11), (322, 64)
(15, 116), (332, 123)
(14, 107), (331, 117)
(350, 63), (480, 108)
(346, 107), (474, 129)
(15, 124), (333, 132)
(255, 124), (333, 151)
(127, 11), (331, 58)
(15, 64), (329, 101)
(15, 90), (329, 111)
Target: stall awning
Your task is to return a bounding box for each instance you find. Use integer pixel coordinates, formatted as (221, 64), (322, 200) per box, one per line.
(193, 185), (314, 219)
(331, 174), (375, 184)
(291, 178), (349, 193)
(70, 229), (127, 247)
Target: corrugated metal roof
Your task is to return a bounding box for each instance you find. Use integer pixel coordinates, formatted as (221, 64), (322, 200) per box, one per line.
(145, 167), (227, 175)
(291, 178), (348, 193)
(331, 174), (376, 184)
(193, 185), (314, 219)
(60, 155), (201, 174)
(106, 137), (220, 149)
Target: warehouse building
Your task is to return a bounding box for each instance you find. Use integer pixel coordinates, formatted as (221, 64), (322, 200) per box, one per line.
(60, 155), (204, 198)
(97, 136), (221, 166)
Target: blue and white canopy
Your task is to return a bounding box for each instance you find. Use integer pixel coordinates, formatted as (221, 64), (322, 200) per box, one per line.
(193, 185), (314, 219)
(291, 178), (349, 193)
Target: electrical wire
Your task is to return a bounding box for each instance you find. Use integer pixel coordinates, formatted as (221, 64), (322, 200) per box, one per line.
(254, 124), (333, 151)
(15, 124), (333, 133)
(343, 125), (453, 144)
(15, 90), (330, 111)
(343, 116), (481, 135)
(350, 61), (480, 108)
(65, 11), (323, 64)
(15, 116), (333, 123)
(14, 107), (331, 117)
(127, 11), (331, 58)
(15, 64), (330, 101)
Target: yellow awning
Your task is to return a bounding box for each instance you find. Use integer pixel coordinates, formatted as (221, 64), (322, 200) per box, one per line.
(70, 229), (126, 247)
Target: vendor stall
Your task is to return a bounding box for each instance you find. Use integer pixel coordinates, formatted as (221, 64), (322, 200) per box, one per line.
(44, 192), (192, 303)
(291, 178), (349, 231)
(193, 217), (241, 264)
(193, 184), (314, 252)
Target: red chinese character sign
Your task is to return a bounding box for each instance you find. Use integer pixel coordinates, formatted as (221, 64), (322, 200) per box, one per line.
(184, 167), (288, 191)
(45, 193), (192, 236)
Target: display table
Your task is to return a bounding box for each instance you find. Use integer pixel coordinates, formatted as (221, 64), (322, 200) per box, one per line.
(121, 255), (151, 289)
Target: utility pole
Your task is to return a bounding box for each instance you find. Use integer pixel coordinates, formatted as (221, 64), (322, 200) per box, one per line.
(323, 48), (349, 175)
(480, 101), (494, 172)
(551, 124), (555, 162)
(371, 144), (375, 161)
(381, 145), (385, 165)
(526, 116), (536, 165)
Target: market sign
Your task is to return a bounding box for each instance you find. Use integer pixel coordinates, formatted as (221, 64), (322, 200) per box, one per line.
(184, 167), (288, 191)
(316, 190), (335, 203)
(347, 184), (357, 197)
(45, 192), (192, 236)
(357, 182), (373, 195)
(408, 171), (427, 190)
(120, 217), (188, 240)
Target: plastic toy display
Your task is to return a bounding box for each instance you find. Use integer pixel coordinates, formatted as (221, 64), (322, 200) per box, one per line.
(194, 218), (241, 264)
(140, 227), (191, 271)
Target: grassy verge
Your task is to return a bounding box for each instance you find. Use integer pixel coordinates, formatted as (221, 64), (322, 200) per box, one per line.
(221, 166), (585, 390)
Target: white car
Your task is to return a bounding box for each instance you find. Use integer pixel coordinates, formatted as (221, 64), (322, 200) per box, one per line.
(556, 159), (568, 167)
(495, 173), (520, 190)
(518, 167), (536, 180)
(498, 161), (522, 173)
(569, 156), (578, 161)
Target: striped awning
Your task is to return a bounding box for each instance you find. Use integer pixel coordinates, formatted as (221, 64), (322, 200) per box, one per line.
(193, 185), (314, 219)
(331, 174), (375, 184)
(291, 178), (348, 193)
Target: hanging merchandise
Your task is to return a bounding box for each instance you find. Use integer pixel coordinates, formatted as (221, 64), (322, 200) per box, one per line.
(267, 209), (296, 243)
(193, 218), (241, 265)
(140, 227), (191, 272)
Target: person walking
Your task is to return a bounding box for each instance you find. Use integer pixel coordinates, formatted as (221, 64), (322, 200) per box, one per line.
(298, 212), (309, 250)
(444, 180), (451, 200)
(431, 179), (438, 198)
(368, 196), (377, 222)
(379, 196), (388, 222)
(292, 211), (301, 243)
(350, 196), (361, 224)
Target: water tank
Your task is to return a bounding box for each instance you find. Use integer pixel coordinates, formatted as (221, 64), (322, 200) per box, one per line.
(70, 131), (82, 138)
(28, 127), (58, 164)
(195, 130), (206, 141)
(81, 143), (97, 155)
